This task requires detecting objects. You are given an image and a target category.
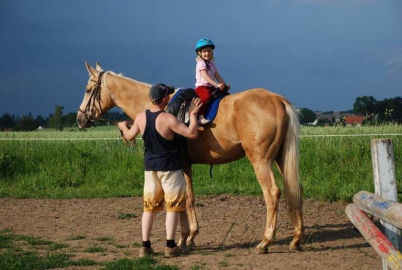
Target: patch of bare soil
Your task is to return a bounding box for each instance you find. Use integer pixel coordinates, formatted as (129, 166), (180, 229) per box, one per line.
(0, 195), (380, 269)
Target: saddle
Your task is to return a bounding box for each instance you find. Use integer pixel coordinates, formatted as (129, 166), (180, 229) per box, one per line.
(166, 88), (228, 125)
(166, 88), (198, 124)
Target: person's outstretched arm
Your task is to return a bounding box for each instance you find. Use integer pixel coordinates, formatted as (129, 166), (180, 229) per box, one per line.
(214, 71), (230, 90)
(118, 115), (141, 142)
(169, 98), (202, 139)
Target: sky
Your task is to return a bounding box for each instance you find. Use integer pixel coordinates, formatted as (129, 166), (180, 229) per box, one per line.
(1, 0), (401, 116)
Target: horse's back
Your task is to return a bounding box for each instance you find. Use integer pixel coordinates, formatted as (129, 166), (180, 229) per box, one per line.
(219, 88), (288, 106)
(216, 88), (289, 127)
(189, 88), (291, 164)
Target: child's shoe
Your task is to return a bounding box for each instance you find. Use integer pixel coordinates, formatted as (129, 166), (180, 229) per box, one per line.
(198, 115), (211, 125)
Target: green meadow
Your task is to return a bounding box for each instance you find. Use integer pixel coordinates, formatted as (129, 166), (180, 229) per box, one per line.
(0, 229), (177, 270)
(0, 125), (401, 202)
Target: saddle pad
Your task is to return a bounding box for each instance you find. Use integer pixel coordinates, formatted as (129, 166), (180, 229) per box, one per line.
(205, 95), (226, 122)
(168, 88), (227, 122)
(168, 88), (182, 105)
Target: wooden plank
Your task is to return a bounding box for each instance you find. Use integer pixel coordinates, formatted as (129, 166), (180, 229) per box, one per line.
(345, 204), (402, 270)
(353, 191), (402, 229)
(371, 139), (402, 254)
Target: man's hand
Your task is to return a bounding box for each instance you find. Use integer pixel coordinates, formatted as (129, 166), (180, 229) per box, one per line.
(117, 121), (136, 146)
(188, 98), (202, 116)
(117, 121), (127, 131)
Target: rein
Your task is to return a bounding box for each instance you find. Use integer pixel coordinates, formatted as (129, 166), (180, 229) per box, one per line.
(78, 71), (106, 125)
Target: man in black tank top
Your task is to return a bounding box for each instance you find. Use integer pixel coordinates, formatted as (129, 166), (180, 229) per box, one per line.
(118, 83), (202, 258)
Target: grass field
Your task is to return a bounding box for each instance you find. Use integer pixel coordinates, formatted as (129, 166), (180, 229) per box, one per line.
(0, 125), (401, 269)
(0, 125), (401, 202)
(0, 229), (177, 270)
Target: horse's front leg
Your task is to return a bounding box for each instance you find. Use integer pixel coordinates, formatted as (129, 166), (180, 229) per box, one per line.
(178, 165), (199, 249)
(178, 209), (189, 250)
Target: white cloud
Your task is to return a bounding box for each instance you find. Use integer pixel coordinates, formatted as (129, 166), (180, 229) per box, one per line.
(293, 0), (378, 5)
(387, 54), (402, 77)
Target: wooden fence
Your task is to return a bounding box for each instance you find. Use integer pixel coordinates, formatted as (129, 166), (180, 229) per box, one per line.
(345, 139), (402, 270)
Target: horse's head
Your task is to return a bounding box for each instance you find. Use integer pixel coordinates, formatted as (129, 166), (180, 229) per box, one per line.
(77, 62), (113, 129)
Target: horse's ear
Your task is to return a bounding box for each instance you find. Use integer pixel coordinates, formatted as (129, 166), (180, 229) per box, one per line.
(85, 62), (97, 77)
(95, 62), (104, 72)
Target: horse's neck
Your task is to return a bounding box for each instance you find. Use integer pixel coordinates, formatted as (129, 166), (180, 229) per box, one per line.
(106, 74), (151, 119)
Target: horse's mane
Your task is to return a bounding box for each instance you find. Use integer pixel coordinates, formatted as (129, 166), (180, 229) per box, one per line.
(104, 71), (152, 88)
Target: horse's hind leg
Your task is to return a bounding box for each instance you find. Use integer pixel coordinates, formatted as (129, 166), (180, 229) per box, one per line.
(177, 166), (199, 249)
(250, 159), (281, 254)
(276, 159), (304, 250)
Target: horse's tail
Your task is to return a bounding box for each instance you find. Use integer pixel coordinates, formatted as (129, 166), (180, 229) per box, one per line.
(280, 101), (303, 228)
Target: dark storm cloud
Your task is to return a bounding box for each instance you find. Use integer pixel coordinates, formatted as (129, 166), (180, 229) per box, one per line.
(1, 0), (401, 116)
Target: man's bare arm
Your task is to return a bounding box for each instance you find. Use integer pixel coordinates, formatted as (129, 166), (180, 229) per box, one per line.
(170, 98), (202, 139)
(118, 120), (140, 142)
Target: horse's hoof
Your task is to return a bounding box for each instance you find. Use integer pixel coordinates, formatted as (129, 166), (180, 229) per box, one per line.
(289, 240), (302, 252)
(255, 245), (268, 254)
(177, 238), (185, 247)
(186, 239), (195, 248)
(179, 244), (190, 254)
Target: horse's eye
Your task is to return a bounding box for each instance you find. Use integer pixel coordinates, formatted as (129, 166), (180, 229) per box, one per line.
(86, 87), (92, 93)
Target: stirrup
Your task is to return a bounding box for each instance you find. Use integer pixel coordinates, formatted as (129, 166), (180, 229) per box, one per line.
(184, 112), (190, 125)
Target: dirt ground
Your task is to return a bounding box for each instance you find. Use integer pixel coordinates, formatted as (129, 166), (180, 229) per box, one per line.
(0, 195), (381, 269)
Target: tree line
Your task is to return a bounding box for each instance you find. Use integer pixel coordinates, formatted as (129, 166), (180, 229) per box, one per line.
(352, 96), (402, 124)
(1, 96), (401, 131)
(299, 96), (402, 125)
(0, 105), (129, 131)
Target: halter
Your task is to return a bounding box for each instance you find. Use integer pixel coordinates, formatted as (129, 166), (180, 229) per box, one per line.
(78, 71), (106, 125)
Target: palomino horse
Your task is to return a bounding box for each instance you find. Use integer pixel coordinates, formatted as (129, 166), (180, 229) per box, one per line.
(77, 62), (304, 253)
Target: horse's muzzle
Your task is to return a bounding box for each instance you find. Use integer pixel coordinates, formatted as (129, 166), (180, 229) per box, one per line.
(76, 110), (91, 129)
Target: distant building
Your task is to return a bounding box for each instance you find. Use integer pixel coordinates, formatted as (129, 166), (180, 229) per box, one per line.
(344, 115), (364, 126)
(314, 111), (363, 126)
(334, 111), (342, 123)
(315, 111), (342, 125)
(316, 112), (335, 122)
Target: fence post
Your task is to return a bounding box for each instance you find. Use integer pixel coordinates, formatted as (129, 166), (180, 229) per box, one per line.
(371, 138), (402, 269)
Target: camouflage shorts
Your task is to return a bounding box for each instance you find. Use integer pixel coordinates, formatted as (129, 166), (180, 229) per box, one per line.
(143, 170), (186, 213)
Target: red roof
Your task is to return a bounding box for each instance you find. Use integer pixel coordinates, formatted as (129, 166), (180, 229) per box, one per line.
(344, 115), (364, 124)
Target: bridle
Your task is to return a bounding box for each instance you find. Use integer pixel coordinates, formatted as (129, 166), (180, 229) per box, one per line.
(78, 71), (106, 125)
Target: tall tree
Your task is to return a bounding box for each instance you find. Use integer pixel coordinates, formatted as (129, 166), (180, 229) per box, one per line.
(390, 97), (402, 123)
(377, 97), (402, 123)
(49, 105), (64, 130)
(62, 112), (78, 127)
(353, 96), (377, 116)
(14, 113), (37, 131)
(0, 114), (16, 129)
(35, 115), (46, 128)
(299, 108), (317, 124)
